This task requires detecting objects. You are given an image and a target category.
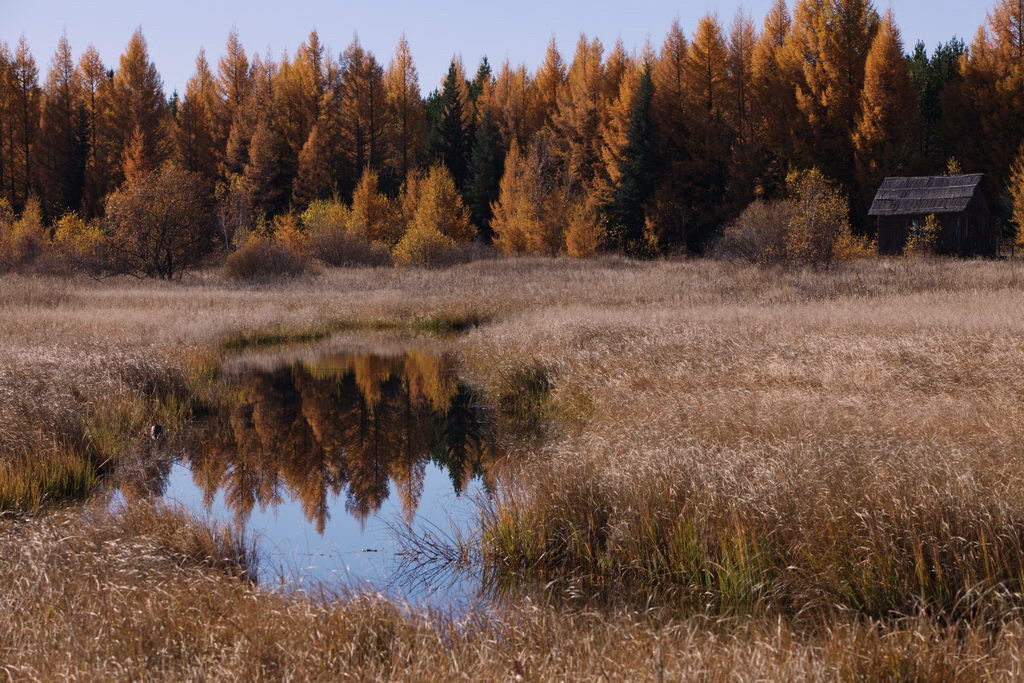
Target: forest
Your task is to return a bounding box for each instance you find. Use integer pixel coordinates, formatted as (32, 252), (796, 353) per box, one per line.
(1, 0), (1024, 275)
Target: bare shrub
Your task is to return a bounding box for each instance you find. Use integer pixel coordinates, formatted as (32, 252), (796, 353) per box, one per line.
(715, 199), (797, 265)
(307, 225), (391, 267)
(223, 238), (311, 281)
(104, 164), (214, 279)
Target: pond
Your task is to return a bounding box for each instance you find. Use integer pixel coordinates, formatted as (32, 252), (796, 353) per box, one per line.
(121, 346), (529, 609)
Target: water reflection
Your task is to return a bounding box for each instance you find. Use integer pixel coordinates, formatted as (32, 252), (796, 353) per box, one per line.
(183, 350), (499, 534)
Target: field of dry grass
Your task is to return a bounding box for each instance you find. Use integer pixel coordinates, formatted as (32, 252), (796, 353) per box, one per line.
(4, 256), (1024, 678)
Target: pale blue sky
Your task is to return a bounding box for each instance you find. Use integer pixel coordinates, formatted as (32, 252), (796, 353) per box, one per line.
(4, 0), (991, 96)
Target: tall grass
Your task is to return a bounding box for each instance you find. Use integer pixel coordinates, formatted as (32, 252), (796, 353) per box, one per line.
(4, 259), (1024, 675)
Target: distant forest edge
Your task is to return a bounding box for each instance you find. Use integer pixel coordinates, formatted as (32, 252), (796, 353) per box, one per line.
(2, 0), (1024, 276)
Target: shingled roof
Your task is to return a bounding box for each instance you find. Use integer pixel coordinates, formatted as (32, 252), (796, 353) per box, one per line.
(868, 174), (985, 217)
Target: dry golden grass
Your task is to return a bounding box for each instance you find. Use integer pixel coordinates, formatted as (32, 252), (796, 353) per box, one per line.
(5, 506), (1024, 680)
(5, 256), (1024, 678)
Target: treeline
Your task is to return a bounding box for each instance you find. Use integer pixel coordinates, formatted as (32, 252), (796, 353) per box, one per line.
(1, 0), (1024, 271)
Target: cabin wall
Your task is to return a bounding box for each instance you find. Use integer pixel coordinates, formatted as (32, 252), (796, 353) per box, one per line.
(876, 201), (995, 257)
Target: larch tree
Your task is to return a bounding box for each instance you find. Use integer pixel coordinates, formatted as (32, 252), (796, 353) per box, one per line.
(726, 9), (766, 209)
(946, 0), (1024, 189)
(339, 38), (388, 196)
(751, 0), (798, 196)
(216, 30), (252, 158)
(853, 11), (918, 211)
(649, 20), (690, 248)
(112, 29), (169, 183)
(531, 38), (567, 132)
(217, 32), (256, 178)
(491, 61), (532, 145)
(411, 164), (473, 243)
(682, 15), (734, 252)
(384, 36), (426, 186)
(292, 123), (333, 208)
(8, 37), (40, 209)
(550, 35), (606, 196)
(77, 45), (114, 217)
(1011, 144), (1024, 246)
(176, 50), (221, 181)
(350, 167), (402, 246)
(243, 115), (288, 217)
(490, 139), (541, 254)
(0, 44), (12, 206)
(785, 0), (879, 187)
(37, 34), (85, 218)
(602, 40), (630, 103)
(491, 131), (565, 255)
(274, 32), (327, 185)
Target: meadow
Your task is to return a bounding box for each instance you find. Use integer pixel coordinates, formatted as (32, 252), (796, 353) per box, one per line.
(4, 257), (1024, 679)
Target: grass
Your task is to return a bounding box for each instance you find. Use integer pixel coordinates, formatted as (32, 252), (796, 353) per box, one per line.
(5, 256), (1024, 676)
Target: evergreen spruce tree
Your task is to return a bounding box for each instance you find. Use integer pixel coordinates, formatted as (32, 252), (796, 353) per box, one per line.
(606, 62), (657, 254)
(466, 109), (505, 240)
(427, 60), (473, 192)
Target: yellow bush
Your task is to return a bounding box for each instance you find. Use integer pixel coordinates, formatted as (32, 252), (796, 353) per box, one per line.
(392, 226), (455, 267)
(0, 197), (45, 268)
(904, 214), (941, 257)
(272, 213), (307, 254)
(301, 199), (350, 234)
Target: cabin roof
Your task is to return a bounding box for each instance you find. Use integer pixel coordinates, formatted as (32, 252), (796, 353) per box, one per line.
(867, 174), (985, 217)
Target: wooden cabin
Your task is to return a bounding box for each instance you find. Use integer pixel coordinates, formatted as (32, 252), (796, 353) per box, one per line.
(868, 174), (995, 256)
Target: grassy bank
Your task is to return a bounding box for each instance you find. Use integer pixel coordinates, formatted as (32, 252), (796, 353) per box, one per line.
(4, 257), (1024, 676)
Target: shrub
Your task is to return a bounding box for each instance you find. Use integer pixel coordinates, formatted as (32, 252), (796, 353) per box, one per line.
(785, 169), (855, 268)
(715, 199), (797, 265)
(301, 199), (351, 234)
(411, 165), (474, 243)
(223, 238), (310, 281)
(49, 212), (106, 273)
(0, 197), (45, 272)
(565, 198), (604, 258)
(104, 164), (214, 279)
(392, 226), (456, 267)
(350, 169), (404, 247)
(307, 227), (391, 267)
(271, 213), (307, 254)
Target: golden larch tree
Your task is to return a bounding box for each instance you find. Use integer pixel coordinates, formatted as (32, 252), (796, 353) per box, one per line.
(853, 10), (918, 204)
(339, 38), (388, 194)
(531, 38), (567, 131)
(112, 29), (169, 183)
(491, 61), (532, 144)
(550, 35), (606, 195)
(77, 45), (114, 217)
(292, 123), (333, 208)
(7, 37), (40, 208)
(384, 35), (426, 185)
(176, 50), (221, 181)
(751, 0), (798, 195)
(648, 20), (690, 248)
(37, 34), (82, 217)
(784, 0), (879, 185)
(350, 167), (402, 246)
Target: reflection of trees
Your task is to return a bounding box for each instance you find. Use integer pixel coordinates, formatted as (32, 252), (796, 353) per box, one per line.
(184, 352), (499, 533)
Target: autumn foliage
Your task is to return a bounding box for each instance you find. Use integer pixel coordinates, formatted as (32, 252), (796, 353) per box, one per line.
(2, 1), (1024, 276)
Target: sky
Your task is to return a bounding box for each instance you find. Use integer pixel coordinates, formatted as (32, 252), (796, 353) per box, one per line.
(4, 0), (992, 97)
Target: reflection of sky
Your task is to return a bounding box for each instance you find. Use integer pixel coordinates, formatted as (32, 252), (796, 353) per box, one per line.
(163, 460), (484, 607)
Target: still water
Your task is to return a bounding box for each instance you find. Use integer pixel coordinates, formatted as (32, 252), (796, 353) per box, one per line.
(125, 348), (517, 607)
